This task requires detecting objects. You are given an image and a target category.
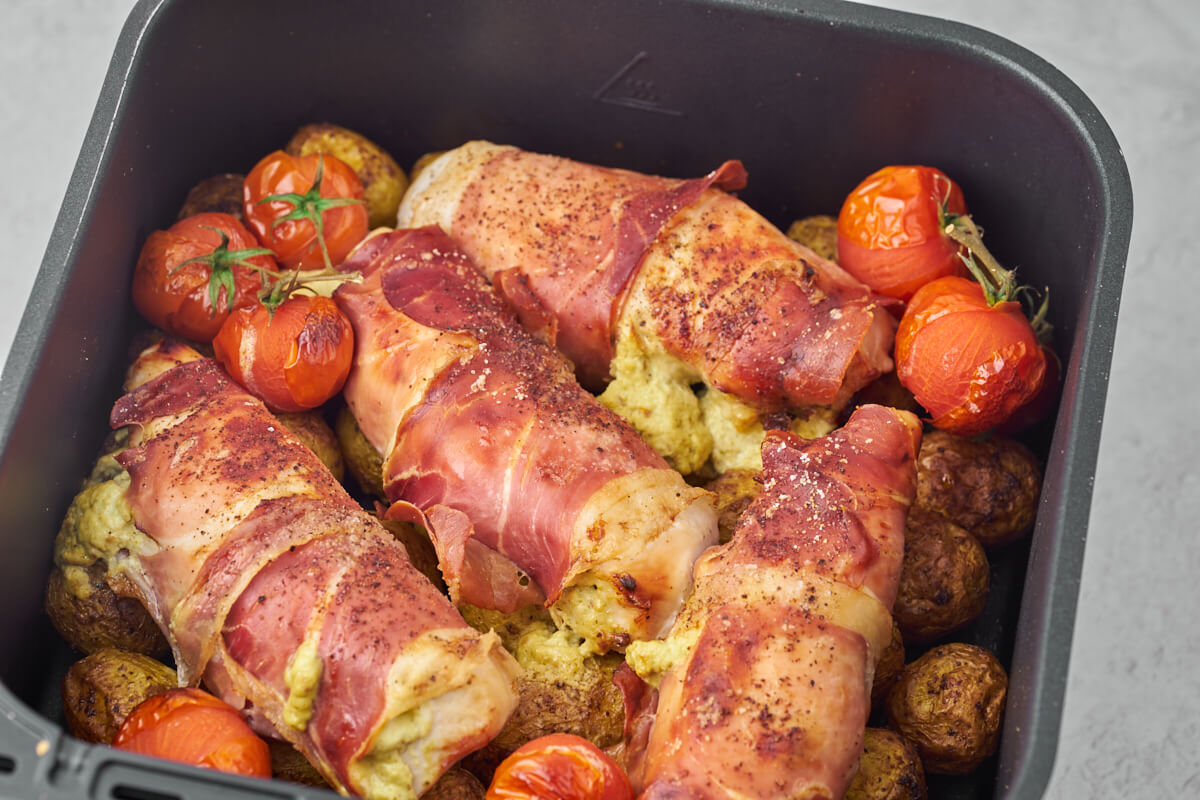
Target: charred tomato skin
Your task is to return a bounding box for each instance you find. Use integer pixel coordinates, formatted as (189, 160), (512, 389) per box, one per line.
(243, 150), (369, 269)
(487, 734), (633, 800)
(995, 343), (1060, 434)
(213, 294), (354, 413)
(112, 687), (271, 778)
(131, 212), (273, 342)
(837, 165), (969, 301)
(896, 275), (1046, 436)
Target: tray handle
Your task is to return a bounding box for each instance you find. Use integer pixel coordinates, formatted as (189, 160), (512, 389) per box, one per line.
(1, 684), (331, 800)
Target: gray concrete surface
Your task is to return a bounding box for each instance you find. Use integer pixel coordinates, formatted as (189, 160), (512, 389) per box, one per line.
(2, 0), (1197, 797)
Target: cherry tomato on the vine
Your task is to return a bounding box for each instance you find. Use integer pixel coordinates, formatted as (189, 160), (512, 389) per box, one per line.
(837, 165), (969, 301)
(131, 212), (275, 342)
(213, 294), (354, 413)
(112, 687), (271, 778)
(996, 344), (1060, 434)
(895, 275), (1046, 436)
(487, 734), (632, 800)
(243, 151), (368, 270)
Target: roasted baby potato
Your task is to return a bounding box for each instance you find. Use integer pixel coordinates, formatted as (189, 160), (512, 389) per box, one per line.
(886, 643), (1008, 775)
(845, 727), (927, 800)
(459, 604), (625, 782)
(285, 123), (408, 228)
(335, 405), (386, 500)
(424, 767), (486, 800)
(273, 737), (480, 793)
(703, 467), (761, 543)
(871, 620), (906, 712)
(49, 433), (168, 657)
(45, 564), (167, 657)
(49, 453), (163, 658)
(915, 430), (1042, 548)
(176, 173), (245, 221)
(269, 740), (329, 787)
(457, 604), (553, 653)
(275, 410), (345, 483)
(61, 648), (177, 743)
(847, 370), (922, 419)
(410, 151), (446, 186)
(785, 214), (839, 262)
(893, 507), (989, 644)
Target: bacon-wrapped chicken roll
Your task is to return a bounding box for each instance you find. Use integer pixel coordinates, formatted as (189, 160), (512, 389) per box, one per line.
(97, 340), (519, 800)
(334, 227), (719, 653)
(620, 405), (921, 799)
(397, 142), (894, 473)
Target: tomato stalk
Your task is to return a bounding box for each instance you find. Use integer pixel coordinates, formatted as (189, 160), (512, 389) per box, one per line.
(289, 268), (362, 296)
(939, 203), (1053, 345)
(258, 154), (365, 271)
(244, 167), (370, 313)
(257, 265), (362, 317)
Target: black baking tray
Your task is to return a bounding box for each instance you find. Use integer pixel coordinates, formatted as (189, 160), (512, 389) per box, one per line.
(0, 0), (1131, 798)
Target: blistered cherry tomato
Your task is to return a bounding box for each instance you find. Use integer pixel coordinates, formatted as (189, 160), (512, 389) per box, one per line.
(487, 734), (632, 800)
(131, 212), (275, 342)
(213, 294), (354, 413)
(243, 151), (368, 270)
(112, 687), (270, 778)
(996, 344), (1060, 434)
(896, 275), (1046, 435)
(837, 165), (969, 301)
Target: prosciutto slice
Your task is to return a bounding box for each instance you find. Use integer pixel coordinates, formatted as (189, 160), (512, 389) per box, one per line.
(334, 226), (718, 652)
(620, 405), (921, 799)
(108, 341), (519, 799)
(397, 141), (892, 409)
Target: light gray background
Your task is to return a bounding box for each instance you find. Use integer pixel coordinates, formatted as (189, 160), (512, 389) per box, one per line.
(2, 0), (1197, 797)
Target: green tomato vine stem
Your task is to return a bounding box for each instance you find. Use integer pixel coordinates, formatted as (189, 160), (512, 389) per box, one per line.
(258, 154), (364, 273)
(938, 203), (1054, 345)
(172, 227), (277, 316)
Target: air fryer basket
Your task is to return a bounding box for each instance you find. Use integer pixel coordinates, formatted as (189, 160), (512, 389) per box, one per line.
(0, 1), (1131, 798)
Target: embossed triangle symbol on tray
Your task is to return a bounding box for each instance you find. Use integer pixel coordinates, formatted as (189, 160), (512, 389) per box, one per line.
(593, 52), (684, 116)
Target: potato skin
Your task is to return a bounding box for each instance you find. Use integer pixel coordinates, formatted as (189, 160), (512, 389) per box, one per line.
(61, 648), (177, 743)
(424, 767), (486, 800)
(847, 370), (922, 419)
(285, 123), (408, 229)
(274, 410), (345, 483)
(176, 173), (245, 221)
(458, 605), (625, 783)
(268, 740), (329, 787)
(45, 563), (168, 657)
(335, 405), (386, 500)
(894, 508), (989, 644)
(915, 430), (1041, 548)
(272, 737), (482, 793)
(785, 214), (839, 262)
(457, 604), (554, 653)
(48, 429), (168, 658)
(871, 620), (906, 712)
(465, 652), (625, 783)
(410, 151), (447, 186)
(845, 728), (927, 800)
(703, 468), (761, 544)
(886, 643), (1008, 775)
